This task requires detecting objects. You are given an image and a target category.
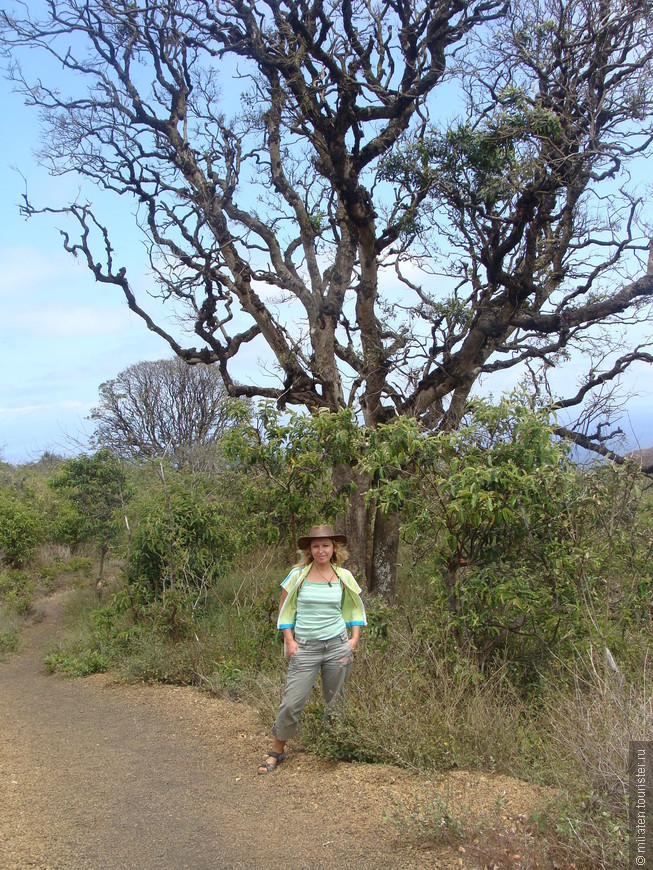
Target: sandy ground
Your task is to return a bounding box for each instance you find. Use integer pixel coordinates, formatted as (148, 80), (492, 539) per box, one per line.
(0, 594), (551, 869)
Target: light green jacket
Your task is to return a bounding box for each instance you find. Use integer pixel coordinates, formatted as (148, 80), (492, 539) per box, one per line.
(277, 564), (367, 631)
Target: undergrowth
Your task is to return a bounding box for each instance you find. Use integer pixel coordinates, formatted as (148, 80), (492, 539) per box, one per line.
(40, 547), (649, 870)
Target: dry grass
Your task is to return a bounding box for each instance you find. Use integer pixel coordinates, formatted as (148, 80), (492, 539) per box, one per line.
(0, 604), (21, 656)
(541, 643), (651, 796)
(31, 543), (73, 567)
(531, 643), (652, 868)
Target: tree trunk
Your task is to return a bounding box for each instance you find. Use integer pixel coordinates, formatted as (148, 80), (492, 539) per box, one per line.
(95, 543), (108, 594)
(369, 508), (399, 600)
(332, 463), (372, 584)
(332, 465), (400, 598)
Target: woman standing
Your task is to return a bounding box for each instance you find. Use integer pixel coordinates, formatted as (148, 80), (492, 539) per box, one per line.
(257, 524), (367, 774)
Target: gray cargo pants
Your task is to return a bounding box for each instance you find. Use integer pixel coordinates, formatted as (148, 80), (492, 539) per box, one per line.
(273, 630), (354, 741)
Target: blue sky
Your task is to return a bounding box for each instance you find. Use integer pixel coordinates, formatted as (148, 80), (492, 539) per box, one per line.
(0, 83), (167, 463)
(0, 6), (651, 465)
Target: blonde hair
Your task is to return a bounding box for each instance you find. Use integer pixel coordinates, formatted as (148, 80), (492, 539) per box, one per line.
(296, 539), (349, 568)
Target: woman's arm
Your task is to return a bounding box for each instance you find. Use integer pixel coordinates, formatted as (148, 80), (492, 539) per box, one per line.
(279, 589), (298, 657)
(349, 625), (360, 651)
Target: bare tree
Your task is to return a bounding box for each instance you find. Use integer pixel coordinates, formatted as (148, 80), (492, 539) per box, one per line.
(1, 0), (652, 594)
(90, 357), (234, 468)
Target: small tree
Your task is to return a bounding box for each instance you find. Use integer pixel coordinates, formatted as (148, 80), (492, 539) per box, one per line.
(222, 403), (364, 555)
(126, 485), (240, 607)
(50, 449), (129, 583)
(90, 357), (235, 469)
(0, 494), (43, 569)
(363, 397), (592, 670)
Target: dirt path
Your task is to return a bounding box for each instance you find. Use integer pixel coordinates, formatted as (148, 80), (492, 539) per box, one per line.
(0, 594), (548, 869)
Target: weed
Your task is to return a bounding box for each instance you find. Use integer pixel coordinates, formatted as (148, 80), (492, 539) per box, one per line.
(44, 648), (108, 677)
(0, 604), (20, 656)
(61, 556), (94, 578)
(38, 565), (57, 589)
(300, 704), (387, 764)
(387, 792), (466, 842)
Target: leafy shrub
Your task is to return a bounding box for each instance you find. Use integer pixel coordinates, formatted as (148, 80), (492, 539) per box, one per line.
(50, 449), (130, 581)
(44, 648), (108, 677)
(363, 397), (653, 684)
(38, 565), (57, 589)
(221, 403), (364, 547)
(0, 495), (43, 568)
(127, 487), (242, 600)
(0, 570), (35, 615)
(61, 556), (94, 578)
(47, 496), (90, 552)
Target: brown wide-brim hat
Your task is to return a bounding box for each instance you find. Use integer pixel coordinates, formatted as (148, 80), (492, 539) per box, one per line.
(297, 524), (347, 549)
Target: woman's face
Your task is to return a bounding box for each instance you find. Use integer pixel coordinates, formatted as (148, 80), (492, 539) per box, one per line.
(310, 537), (334, 564)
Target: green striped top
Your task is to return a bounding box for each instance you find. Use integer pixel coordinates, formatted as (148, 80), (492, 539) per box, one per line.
(294, 580), (346, 639)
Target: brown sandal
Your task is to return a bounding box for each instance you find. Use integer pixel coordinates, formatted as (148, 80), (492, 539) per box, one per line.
(257, 750), (286, 774)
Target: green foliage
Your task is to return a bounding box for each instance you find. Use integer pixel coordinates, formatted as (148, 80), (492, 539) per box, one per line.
(126, 484), (242, 600)
(0, 570), (35, 615)
(0, 492), (43, 568)
(44, 648), (108, 677)
(362, 595), (393, 655)
(0, 604), (21, 656)
(362, 395), (652, 679)
(299, 707), (386, 764)
(221, 404), (364, 546)
(60, 555), (94, 578)
(43, 556), (285, 689)
(38, 565), (57, 589)
(535, 790), (629, 870)
(50, 448), (129, 561)
(15, 389), (649, 870)
(381, 82), (568, 239)
(47, 495), (91, 552)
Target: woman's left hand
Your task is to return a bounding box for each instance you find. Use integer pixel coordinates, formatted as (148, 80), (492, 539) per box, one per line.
(348, 638), (358, 652)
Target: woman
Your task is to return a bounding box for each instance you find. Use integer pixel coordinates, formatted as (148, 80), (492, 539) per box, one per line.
(257, 524), (367, 774)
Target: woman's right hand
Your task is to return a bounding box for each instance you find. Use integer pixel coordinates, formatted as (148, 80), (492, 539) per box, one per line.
(286, 638), (299, 658)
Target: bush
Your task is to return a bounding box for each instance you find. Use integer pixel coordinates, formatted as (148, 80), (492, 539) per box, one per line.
(364, 399), (653, 687)
(0, 495), (43, 568)
(127, 487), (243, 600)
(0, 570), (35, 615)
(44, 648), (108, 677)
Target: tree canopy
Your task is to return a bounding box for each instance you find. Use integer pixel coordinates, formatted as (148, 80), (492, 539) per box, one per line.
(3, 0), (651, 440)
(2, 0), (653, 589)
(90, 357), (233, 466)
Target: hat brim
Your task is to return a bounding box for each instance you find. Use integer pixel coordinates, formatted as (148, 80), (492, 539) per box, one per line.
(297, 533), (347, 549)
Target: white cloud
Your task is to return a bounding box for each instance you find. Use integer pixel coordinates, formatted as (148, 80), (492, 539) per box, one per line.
(3, 304), (133, 338)
(0, 400), (87, 419)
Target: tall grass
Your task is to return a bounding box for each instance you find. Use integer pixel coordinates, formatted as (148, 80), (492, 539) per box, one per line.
(0, 603), (21, 656)
(533, 642), (652, 868)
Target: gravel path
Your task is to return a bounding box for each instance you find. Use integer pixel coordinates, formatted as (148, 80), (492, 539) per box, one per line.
(1, 594), (548, 869)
